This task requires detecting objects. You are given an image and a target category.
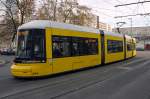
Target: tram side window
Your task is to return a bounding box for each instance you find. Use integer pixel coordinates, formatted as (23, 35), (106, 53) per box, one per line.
(52, 36), (98, 58)
(86, 38), (98, 55)
(127, 43), (133, 51)
(82, 38), (90, 55)
(52, 36), (71, 58)
(80, 38), (98, 55)
(72, 37), (80, 56)
(72, 37), (98, 56)
(107, 40), (123, 53)
(132, 43), (136, 50)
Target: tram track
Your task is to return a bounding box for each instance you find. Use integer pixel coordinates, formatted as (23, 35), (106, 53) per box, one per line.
(52, 62), (150, 99)
(0, 57), (149, 99)
(54, 59), (150, 99)
(0, 57), (139, 82)
(0, 57), (143, 85)
(43, 59), (150, 99)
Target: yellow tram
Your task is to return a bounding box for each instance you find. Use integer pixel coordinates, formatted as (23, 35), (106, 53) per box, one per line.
(11, 20), (136, 77)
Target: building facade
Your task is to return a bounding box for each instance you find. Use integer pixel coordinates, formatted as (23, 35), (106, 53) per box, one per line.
(99, 22), (112, 31)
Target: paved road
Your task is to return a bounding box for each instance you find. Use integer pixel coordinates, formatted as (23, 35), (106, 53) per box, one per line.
(0, 51), (150, 99)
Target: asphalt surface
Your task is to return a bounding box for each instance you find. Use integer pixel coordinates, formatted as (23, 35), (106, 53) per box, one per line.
(0, 51), (150, 99)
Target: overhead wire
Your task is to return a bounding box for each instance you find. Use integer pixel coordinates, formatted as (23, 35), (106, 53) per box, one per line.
(101, 0), (135, 16)
(92, 9), (113, 17)
(115, 0), (136, 11)
(132, 0), (140, 14)
(114, 0), (136, 28)
(114, 0), (147, 17)
(91, 6), (129, 17)
(141, 1), (150, 25)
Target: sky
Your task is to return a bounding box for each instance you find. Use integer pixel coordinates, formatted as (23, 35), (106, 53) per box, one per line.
(78, 0), (150, 28)
(1, 0), (150, 28)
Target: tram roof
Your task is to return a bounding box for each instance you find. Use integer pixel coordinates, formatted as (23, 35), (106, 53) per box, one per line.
(18, 20), (100, 33)
(18, 20), (123, 37)
(103, 31), (123, 37)
(125, 34), (133, 39)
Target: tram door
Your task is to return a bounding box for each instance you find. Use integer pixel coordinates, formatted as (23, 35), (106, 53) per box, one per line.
(100, 30), (105, 64)
(124, 35), (127, 59)
(132, 39), (134, 57)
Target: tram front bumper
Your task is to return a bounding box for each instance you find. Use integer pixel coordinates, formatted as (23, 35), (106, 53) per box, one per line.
(11, 64), (33, 77)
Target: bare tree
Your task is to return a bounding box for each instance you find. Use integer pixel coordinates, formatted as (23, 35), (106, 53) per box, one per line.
(58, 0), (78, 23)
(0, 0), (18, 42)
(15, 0), (35, 24)
(37, 0), (78, 22)
(0, 0), (35, 42)
(37, 0), (96, 27)
(75, 5), (96, 27)
(38, 0), (58, 21)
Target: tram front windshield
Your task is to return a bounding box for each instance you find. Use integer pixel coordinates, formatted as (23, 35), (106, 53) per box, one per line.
(15, 29), (46, 63)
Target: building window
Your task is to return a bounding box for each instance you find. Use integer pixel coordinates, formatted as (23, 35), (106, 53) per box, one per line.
(107, 40), (123, 53)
